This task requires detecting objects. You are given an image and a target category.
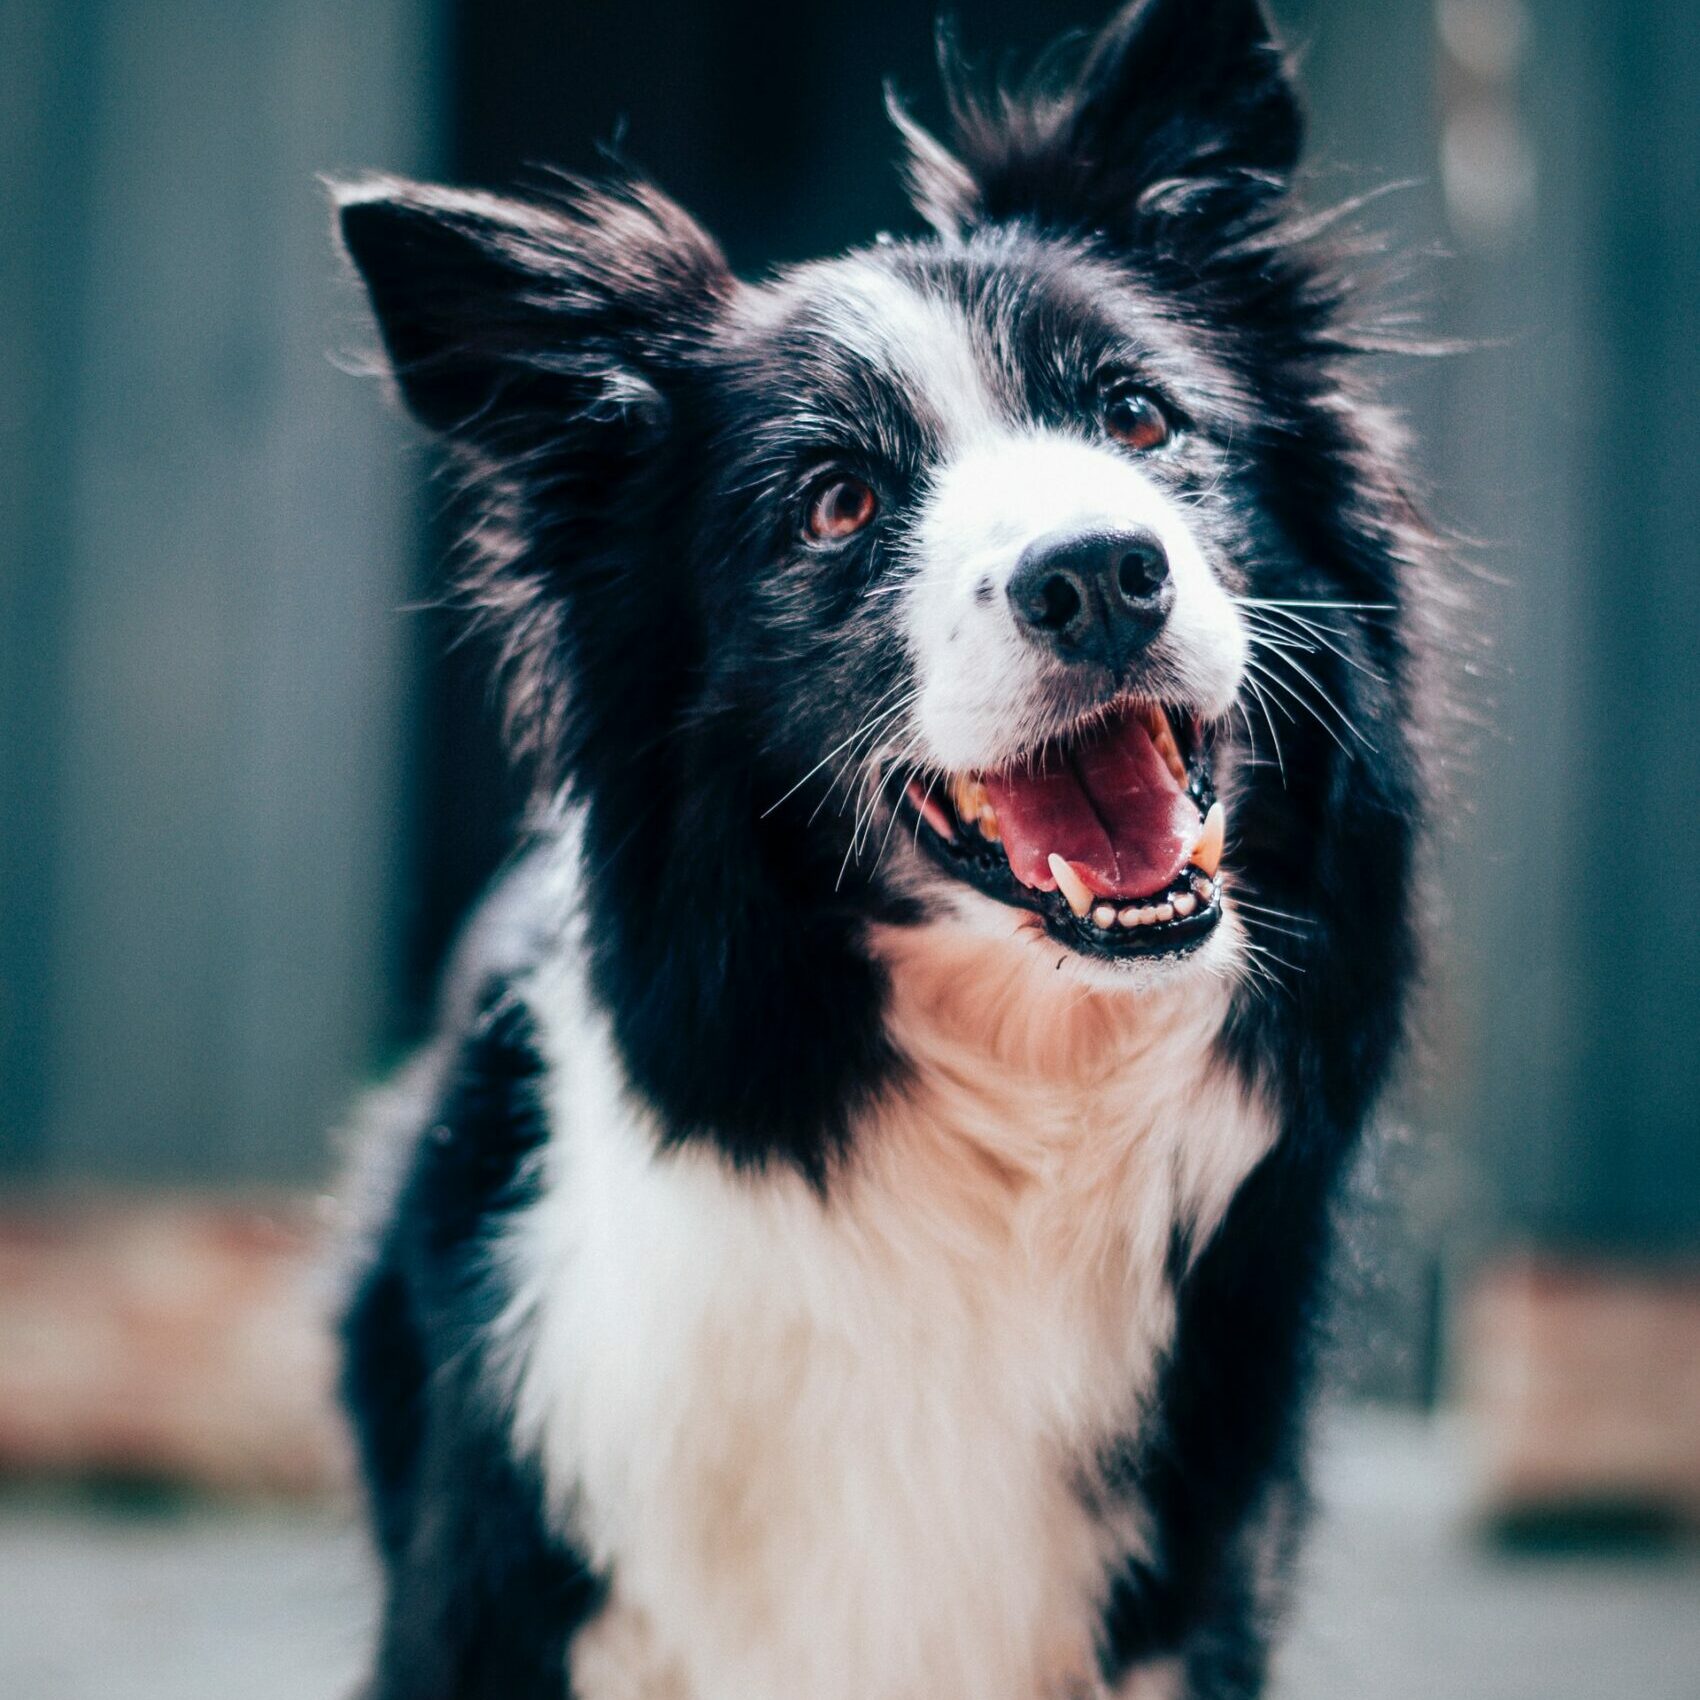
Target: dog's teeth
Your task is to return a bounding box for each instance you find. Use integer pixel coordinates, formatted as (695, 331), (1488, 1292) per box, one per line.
(950, 775), (989, 822)
(1191, 873), (1214, 902)
(1116, 906), (1142, 928)
(1172, 891), (1198, 918)
(1047, 854), (1095, 918)
(1189, 802), (1225, 879)
(1138, 906), (1159, 925)
(978, 805), (1001, 842)
(1091, 904), (1117, 929)
(1148, 706), (1188, 787)
(1155, 902), (1175, 923)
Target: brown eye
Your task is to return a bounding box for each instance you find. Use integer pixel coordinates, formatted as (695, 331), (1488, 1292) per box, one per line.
(805, 476), (878, 543)
(1103, 386), (1173, 454)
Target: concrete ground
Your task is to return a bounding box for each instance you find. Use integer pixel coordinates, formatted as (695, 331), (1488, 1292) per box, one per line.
(2, 1412), (1696, 1700)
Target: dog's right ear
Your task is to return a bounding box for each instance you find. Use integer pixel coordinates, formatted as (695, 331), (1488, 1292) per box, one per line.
(893, 0), (1301, 248)
(333, 175), (732, 449)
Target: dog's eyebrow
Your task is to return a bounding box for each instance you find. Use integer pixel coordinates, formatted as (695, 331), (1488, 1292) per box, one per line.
(807, 261), (1007, 452)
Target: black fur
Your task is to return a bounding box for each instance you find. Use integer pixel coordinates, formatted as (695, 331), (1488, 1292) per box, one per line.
(342, 987), (604, 1698)
(334, 2), (1431, 1693)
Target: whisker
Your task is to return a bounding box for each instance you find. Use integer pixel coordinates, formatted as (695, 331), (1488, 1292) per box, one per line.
(1233, 700), (1262, 766)
(1243, 625), (1323, 662)
(871, 749), (932, 874)
(1239, 938), (1304, 977)
(1235, 598), (1395, 613)
(810, 695), (920, 827)
(1245, 659), (1353, 758)
(1240, 672), (1291, 785)
(840, 724), (921, 886)
(1230, 897), (1315, 930)
(761, 683), (914, 818)
(912, 771), (944, 848)
(1239, 602), (1383, 681)
(1250, 645), (1376, 752)
(1233, 909), (1311, 943)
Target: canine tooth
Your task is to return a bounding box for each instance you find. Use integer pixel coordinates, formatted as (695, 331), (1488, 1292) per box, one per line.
(978, 805), (1001, 843)
(1092, 904), (1118, 928)
(1191, 873), (1214, 901)
(1173, 892), (1197, 917)
(1047, 854), (1095, 918)
(1188, 802), (1225, 879)
(1117, 906), (1142, 928)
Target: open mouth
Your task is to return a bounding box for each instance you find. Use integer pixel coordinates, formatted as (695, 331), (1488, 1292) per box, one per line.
(896, 700), (1225, 961)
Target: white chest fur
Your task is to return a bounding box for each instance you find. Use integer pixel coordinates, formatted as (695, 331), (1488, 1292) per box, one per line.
(500, 923), (1275, 1700)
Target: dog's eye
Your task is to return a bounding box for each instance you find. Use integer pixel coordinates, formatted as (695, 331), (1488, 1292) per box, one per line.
(804, 476), (878, 543)
(1103, 386), (1173, 455)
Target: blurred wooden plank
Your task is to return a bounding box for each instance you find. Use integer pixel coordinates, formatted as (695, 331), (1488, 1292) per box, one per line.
(0, 1198), (348, 1496)
(1463, 1256), (1700, 1526)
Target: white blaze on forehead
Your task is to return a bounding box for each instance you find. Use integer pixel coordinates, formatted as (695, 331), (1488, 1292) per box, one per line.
(903, 429), (1249, 774)
(815, 260), (1003, 449)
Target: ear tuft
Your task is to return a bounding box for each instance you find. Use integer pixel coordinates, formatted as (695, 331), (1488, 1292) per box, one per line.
(884, 83), (978, 241)
(894, 0), (1303, 245)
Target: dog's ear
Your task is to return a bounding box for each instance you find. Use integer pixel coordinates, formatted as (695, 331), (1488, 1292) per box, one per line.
(334, 175), (732, 449)
(894, 0), (1301, 244)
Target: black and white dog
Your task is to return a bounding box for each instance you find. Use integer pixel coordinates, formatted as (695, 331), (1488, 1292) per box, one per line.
(334, 2), (1429, 1696)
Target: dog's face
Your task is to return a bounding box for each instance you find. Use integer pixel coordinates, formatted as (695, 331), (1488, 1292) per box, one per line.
(703, 240), (1253, 981)
(340, 0), (1412, 1009)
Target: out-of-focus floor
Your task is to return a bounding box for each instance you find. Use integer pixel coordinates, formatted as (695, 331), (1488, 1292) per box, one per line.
(1, 1412), (1696, 1700)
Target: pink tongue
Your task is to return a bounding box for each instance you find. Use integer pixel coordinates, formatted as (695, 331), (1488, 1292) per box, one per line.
(983, 706), (1201, 899)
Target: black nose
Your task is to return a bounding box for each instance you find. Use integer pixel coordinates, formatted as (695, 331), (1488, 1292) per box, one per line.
(1007, 528), (1173, 672)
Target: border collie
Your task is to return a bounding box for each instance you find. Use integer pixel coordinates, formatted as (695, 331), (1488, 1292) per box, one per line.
(333, 3), (1429, 1695)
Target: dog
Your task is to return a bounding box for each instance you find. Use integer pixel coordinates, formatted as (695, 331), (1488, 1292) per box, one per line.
(332, 2), (1430, 1695)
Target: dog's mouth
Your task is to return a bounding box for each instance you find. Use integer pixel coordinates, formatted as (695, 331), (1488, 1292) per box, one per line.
(895, 699), (1224, 961)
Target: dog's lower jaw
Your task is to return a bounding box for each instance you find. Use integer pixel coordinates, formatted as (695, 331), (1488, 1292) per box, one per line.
(890, 866), (1247, 999)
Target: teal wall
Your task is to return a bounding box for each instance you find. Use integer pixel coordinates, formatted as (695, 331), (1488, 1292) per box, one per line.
(1, 0), (441, 1183)
(1404, 0), (1700, 1256)
(3, 0), (1696, 1258)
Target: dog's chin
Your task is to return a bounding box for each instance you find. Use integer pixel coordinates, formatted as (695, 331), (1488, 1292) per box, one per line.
(886, 696), (1230, 977)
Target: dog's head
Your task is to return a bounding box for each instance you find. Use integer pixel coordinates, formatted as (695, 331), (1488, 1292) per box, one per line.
(340, 0), (1422, 1152)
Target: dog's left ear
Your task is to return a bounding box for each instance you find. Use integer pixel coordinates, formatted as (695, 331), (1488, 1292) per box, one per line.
(894, 0), (1301, 244)
(332, 174), (732, 452)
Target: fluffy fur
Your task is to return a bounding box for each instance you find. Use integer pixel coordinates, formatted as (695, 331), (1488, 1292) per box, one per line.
(332, 4), (1432, 1697)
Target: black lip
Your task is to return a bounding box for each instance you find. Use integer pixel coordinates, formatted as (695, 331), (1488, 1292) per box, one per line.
(893, 709), (1223, 963)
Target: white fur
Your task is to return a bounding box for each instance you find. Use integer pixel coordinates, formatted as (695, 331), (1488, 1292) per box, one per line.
(814, 259), (1005, 449)
(495, 851), (1275, 1700)
(904, 429), (1249, 775)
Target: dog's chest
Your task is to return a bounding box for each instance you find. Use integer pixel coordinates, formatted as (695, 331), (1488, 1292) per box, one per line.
(505, 948), (1272, 1700)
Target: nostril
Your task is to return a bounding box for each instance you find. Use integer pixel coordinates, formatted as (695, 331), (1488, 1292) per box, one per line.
(1035, 573), (1083, 631)
(1116, 539), (1169, 602)
(1009, 528), (1168, 666)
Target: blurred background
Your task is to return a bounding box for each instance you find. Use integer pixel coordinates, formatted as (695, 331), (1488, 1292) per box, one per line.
(3, 0), (1698, 1696)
